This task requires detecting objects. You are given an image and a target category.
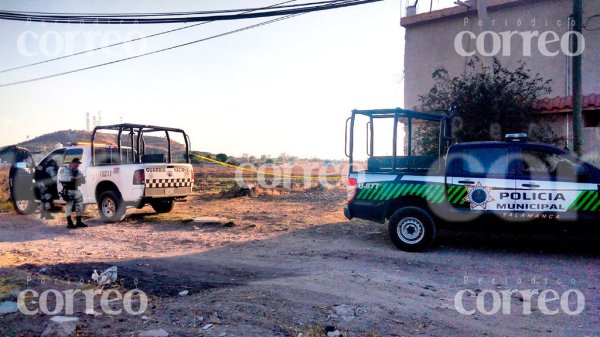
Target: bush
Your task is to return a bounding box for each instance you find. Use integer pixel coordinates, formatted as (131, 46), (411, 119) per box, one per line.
(216, 153), (228, 163)
(418, 57), (561, 149)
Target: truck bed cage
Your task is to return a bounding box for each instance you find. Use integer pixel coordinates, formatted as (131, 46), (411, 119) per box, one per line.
(346, 107), (455, 173)
(91, 123), (191, 165)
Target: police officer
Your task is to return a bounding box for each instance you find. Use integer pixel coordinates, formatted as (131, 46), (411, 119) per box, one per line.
(35, 159), (59, 220)
(59, 158), (87, 228)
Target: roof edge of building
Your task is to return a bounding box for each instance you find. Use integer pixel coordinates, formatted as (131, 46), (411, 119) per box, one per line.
(400, 0), (541, 28)
(534, 93), (600, 114)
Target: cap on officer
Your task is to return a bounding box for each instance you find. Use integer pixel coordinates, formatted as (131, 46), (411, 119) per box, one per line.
(71, 158), (82, 164)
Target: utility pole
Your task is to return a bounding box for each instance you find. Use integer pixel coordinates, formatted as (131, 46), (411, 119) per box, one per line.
(476, 0), (493, 73)
(572, 0), (584, 157)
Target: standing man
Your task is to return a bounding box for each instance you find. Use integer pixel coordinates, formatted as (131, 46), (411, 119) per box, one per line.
(59, 158), (87, 228)
(35, 159), (59, 220)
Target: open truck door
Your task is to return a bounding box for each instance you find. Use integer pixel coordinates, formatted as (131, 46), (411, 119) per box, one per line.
(1, 145), (37, 214)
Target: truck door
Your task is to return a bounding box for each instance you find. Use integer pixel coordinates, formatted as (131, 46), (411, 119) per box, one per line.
(2, 146), (37, 214)
(448, 145), (517, 217)
(517, 146), (599, 221)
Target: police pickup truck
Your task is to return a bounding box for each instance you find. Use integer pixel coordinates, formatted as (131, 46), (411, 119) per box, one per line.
(10, 124), (194, 222)
(344, 109), (600, 251)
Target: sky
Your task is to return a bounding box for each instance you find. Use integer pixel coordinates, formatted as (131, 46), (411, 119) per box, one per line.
(0, 0), (454, 159)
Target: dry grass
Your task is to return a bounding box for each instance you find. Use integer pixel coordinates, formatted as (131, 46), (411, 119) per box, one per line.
(297, 326), (326, 337)
(0, 170), (11, 213)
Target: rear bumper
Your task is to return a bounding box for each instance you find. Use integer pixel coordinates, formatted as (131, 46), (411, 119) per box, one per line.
(346, 200), (387, 223)
(144, 186), (191, 197)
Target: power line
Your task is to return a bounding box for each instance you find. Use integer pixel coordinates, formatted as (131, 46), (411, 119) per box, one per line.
(0, 14), (302, 88)
(0, 0), (341, 17)
(0, 0), (380, 24)
(0, 0), (298, 73)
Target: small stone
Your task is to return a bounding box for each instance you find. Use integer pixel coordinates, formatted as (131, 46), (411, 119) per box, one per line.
(0, 301), (18, 315)
(202, 324), (213, 330)
(138, 328), (169, 337)
(41, 316), (79, 337)
(218, 333), (227, 337)
(324, 326), (336, 333)
(327, 331), (342, 337)
(209, 312), (221, 324)
(141, 315), (149, 321)
(223, 221), (236, 227)
(333, 304), (356, 321)
(178, 290), (189, 296)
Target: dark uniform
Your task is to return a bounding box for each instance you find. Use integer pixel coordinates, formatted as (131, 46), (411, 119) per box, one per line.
(35, 159), (58, 219)
(59, 158), (87, 228)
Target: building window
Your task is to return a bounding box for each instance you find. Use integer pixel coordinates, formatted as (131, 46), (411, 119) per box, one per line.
(584, 111), (600, 127)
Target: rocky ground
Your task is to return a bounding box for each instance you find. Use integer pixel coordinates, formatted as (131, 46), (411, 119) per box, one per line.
(0, 189), (599, 337)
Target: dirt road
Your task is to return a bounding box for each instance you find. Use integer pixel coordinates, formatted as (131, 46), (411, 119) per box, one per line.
(1, 190), (598, 337)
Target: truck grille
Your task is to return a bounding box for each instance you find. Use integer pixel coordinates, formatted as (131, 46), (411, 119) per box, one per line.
(145, 178), (193, 188)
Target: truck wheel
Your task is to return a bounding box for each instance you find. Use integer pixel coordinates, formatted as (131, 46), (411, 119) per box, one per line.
(98, 190), (126, 223)
(388, 206), (436, 252)
(12, 198), (36, 215)
(151, 199), (174, 214)
(10, 178), (36, 215)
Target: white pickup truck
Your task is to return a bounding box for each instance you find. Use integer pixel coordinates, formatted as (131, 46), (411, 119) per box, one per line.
(10, 124), (194, 222)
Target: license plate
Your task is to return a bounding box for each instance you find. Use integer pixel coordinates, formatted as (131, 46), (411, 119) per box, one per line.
(165, 188), (174, 195)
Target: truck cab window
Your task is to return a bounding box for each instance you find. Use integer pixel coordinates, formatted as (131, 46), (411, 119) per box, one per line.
(40, 149), (65, 167)
(64, 148), (84, 164)
(521, 149), (579, 178)
(461, 148), (509, 176)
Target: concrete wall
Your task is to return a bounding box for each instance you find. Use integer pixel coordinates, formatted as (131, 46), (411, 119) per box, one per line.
(539, 110), (600, 160)
(402, 0), (600, 109)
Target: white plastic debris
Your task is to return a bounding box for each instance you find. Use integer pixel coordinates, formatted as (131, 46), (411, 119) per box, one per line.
(178, 290), (189, 296)
(91, 266), (118, 286)
(0, 301), (18, 315)
(84, 308), (101, 317)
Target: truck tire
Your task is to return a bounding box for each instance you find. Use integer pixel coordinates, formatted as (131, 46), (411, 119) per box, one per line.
(151, 199), (174, 214)
(12, 198), (36, 215)
(97, 190), (126, 223)
(388, 206), (436, 252)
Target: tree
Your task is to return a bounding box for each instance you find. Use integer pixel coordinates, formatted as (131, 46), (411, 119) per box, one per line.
(417, 58), (561, 151)
(216, 153), (228, 163)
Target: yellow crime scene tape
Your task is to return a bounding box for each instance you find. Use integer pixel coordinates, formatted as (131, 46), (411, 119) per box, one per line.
(192, 154), (343, 180)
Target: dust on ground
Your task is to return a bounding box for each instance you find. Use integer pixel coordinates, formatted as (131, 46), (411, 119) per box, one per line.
(0, 189), (599, 337)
